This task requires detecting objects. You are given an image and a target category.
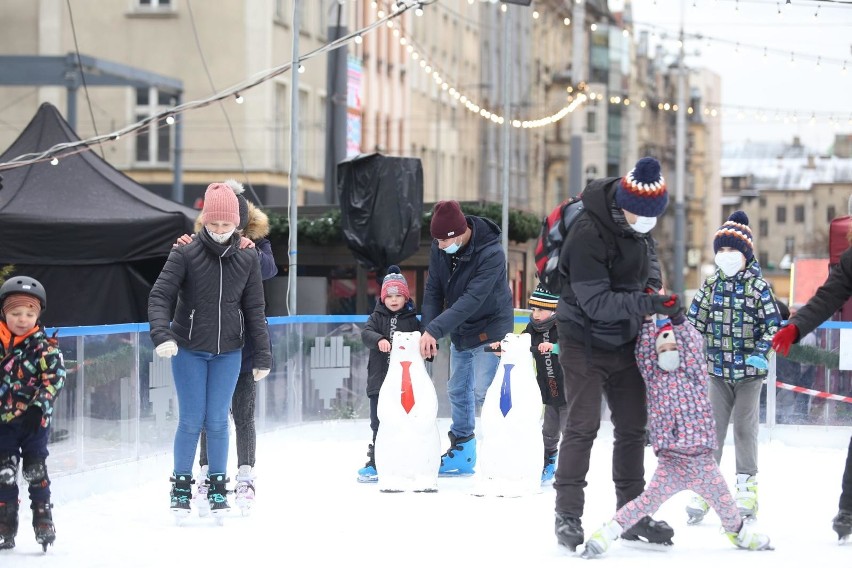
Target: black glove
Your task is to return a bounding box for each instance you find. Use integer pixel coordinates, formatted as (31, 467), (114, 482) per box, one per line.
(21, 406), (43, 432)
(650, 293), (682, 316)
(670, 309), (686, 325)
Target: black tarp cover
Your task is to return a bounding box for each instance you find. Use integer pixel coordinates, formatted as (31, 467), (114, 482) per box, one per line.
(337, 153), (423, 270)
(0, 103), (196, 326)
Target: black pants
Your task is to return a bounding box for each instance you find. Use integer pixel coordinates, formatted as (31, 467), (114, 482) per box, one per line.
(841, 435), (852, 511)
(553, 337), (648, 519)
(368, 394), (380, 443)
(199, 371), (257, 469)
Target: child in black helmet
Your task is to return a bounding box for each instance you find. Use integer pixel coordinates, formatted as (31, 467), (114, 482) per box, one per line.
(0, 276), (66, 551)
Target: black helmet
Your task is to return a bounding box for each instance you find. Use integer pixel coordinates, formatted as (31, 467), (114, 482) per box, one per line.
(0, 276), (47, 314)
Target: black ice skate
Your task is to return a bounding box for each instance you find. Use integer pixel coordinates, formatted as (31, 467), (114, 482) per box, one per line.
(170, 474), (194, 523)
(207, 474), (230, 525)
(555, 512), (584, 551)
(0, 501), (19, 550)
(621, 515), (674, 548)
(31, 501), (55, 552)
(833, 509), (852, 544)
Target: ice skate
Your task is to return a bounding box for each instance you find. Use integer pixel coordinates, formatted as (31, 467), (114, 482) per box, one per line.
(580, 521), (622, 559)
(169, 474), (193, 523)
(686, 494), (710, 525)
(727, 520), (773, 550)
(555, 511), (584, 551)
(356, 443), (378, 483)
(833, 509), (852, 543)
(234, 465), (255, 516)
(438, 432), (476, 476)
(194, 466), (211, 518)
(0, 501), (19, 550)
(735, 473), (758, 521)
(31, 501), (55, 552)
(207, 473), (230, 524)
(541, 450), (557, 485)
(620, 515), (674, 548)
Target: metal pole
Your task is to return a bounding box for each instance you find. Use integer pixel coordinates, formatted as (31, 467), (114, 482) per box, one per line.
(673, 3), (687, 296)
(500, 5), (511, 263)
(324, 0), (347, 205)
(569, 0), (585, 198)
(288, 1), (301, 315)
(172, 92), (184, 203)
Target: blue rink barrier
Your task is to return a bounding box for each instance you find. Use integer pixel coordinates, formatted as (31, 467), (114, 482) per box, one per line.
(40, 317), (852, 476)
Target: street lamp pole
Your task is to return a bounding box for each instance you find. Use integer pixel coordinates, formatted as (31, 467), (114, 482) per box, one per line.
(501, 4), (512, 263)
(673, 2), (687, 296)
(569, 0), (586, 198)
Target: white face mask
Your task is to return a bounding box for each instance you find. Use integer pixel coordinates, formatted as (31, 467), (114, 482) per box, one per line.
(715, 251), (745, 277)
(206, 227), (235, 244)
(657, 350), (680, 372)
(628, 216), (657, 234)
(442, 239), (461, 255)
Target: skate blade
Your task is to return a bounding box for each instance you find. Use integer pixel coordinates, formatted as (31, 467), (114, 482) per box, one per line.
(579, 542), (605, 559)
(357, 475), (378, 483)
(171, 509), (191, 525)
(437, 471), (475, 478)
(686, 515), (705, 525)
(620, 539), (673, 552)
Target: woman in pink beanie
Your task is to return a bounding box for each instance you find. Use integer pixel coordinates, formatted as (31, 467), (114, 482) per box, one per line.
(148, 181), (272, 522)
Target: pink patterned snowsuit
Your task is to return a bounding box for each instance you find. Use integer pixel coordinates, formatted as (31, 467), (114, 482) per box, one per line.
(613, 319), (742, 534)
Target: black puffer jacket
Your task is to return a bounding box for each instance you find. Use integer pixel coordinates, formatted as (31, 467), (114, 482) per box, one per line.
(148, 229), (272, 369)
(361, 300), (421, 396)
(556, 177), (662, 350)
(789, 246), (852, 338)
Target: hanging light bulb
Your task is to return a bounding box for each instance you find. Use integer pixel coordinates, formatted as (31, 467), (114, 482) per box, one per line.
(50, 157), (59, 166)
(166, 115), (175, 125)
(354, 34), (363, 44)
(234, 93), (244, 104)
(298, 65), (305, 73)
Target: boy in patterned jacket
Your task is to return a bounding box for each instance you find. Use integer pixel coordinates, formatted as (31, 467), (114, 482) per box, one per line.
(580, 314), (772, 558)
(0, 276), (65, 551)
(685, 211), (781, 524)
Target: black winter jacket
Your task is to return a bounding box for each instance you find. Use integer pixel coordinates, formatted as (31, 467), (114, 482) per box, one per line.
(555, 177), (662, 350)
(148, 229), (272, 369)
(789, 246), (852, 337)
(421, 216), (514, 350)
(522, 318), (565, 407)
(361, 301), (421, 396)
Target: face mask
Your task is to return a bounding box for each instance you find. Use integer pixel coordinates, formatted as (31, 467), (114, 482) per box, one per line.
(442, 239), (461, 255)
(657, 350), (680, 371)
(206, 227), (235, 244)
(628, 216), (657, 234)
(715, 251), (744, 277)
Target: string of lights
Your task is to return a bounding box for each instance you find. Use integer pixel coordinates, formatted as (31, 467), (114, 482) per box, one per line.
(0, 0), (436, 172)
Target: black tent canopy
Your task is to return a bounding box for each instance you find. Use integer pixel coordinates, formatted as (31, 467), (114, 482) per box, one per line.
(0, 103), (195, 327)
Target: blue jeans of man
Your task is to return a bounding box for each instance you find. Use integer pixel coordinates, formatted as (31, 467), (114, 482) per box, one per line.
(448, 343), (499, 438)
(171, 348), (241, 476)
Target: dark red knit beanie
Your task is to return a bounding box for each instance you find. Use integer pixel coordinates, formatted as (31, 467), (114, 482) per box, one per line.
(430, 200), (468, 240)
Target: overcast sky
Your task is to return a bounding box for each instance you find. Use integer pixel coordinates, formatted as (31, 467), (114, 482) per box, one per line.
(626, 0), (852, 152)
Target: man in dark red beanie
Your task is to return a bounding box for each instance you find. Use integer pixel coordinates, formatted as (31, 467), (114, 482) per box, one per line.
(420, 200), (514, 476)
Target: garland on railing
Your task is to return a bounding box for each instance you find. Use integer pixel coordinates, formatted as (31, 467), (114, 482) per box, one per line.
(265, 205), (541, 247)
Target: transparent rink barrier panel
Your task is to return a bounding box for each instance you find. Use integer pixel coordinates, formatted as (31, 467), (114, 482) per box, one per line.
(42, 318), (852, 476)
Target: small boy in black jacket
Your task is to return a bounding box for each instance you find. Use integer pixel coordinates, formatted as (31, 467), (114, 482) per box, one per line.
(357, 266), (421, 482)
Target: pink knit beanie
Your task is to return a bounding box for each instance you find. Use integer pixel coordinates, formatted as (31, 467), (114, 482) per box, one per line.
(202, 182), (240, 226)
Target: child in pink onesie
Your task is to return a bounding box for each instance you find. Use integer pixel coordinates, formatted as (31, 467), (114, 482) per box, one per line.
(580, 313), (772, 558)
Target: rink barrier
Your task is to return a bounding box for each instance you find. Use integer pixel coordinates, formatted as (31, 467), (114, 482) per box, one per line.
(775, 381), (852, 405)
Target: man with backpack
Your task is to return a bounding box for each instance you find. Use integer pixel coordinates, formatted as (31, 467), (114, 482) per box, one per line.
(552, 157), (683, 551)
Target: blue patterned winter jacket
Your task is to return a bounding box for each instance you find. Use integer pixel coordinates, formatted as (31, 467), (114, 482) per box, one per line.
(687, 259), (781, 382)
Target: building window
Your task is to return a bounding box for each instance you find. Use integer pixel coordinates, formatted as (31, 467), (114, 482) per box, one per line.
(785, 236), (795, 254)
(759, 251), (768, 267)
(828, 205), (837, 222)
(134, 87), (173, 165)
(585, 165), (598, 186)
(138, 0), (171, 6)
(586, 111), (596, 134)
(776, 206), (787, 224)
(759, 219), (768, 238)
(794, 205), (805, 223)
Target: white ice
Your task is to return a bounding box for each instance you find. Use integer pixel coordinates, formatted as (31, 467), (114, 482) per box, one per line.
(3, 419), (850, 567)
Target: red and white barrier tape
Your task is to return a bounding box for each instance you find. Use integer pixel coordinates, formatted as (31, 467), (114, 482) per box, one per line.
(775, 381), (852, 405)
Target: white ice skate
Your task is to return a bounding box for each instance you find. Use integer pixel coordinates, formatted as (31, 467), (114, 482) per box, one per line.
(234, 465), (256, 516)
(194, 465), (211, 518)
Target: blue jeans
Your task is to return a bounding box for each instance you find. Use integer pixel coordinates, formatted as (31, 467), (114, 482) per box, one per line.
(447, 343), (500, 438)
(171, 348), (241, 476)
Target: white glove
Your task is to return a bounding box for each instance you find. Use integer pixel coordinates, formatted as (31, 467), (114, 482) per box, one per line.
(155, 340), (178, 358)
(253, 368), (270, 381)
